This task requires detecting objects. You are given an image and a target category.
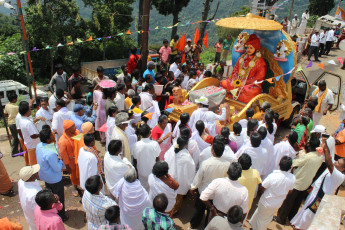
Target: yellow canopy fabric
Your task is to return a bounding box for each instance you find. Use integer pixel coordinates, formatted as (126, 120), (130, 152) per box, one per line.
(216, 13), (283, 31)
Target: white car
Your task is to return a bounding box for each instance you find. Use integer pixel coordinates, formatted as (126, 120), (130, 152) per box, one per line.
(0, 80), (48, 106)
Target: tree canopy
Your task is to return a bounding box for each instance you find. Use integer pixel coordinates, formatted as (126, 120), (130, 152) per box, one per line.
(308, 0), (335, 16)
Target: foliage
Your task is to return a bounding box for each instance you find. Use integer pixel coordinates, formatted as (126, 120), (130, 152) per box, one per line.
(231, 6), (250, 17)
(307, 15), (319, 28)
(199, 47), (232, 64)
(0, 33), (26, 84)
(152, 0), (191, 38)
(308, 0), (335, 17)
(0, 13), (19, 37)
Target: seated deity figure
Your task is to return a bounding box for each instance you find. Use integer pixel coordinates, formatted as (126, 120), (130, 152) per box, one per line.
(222, 34), (267, 103)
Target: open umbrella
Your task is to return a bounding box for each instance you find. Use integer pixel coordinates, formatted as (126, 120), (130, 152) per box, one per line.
(99, 80), (116, 88)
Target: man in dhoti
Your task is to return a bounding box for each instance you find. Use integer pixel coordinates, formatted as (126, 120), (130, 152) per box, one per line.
(297, 10), (309, 36)
(290, 14), (299, 37)
(111, 112), (132, 161)
(311, 80), (334, 128)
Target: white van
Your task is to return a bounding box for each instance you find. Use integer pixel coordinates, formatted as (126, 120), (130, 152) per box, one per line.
(0, 80), (48, 105)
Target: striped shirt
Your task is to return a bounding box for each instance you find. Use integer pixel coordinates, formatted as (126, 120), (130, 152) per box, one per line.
(142, 208), (175, 230)
(82, 191), (117, 230)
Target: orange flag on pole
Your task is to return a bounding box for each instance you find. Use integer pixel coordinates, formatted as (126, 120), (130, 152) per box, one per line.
(203, 31), (208, 48)
(126, 29), (132, 35)
(193, 25), (200, 44)
(86, 36), (93, 41)
(176, 33), (186, 52)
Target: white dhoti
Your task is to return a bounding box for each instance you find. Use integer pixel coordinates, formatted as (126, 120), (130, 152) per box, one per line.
(138, 174), (150, 192)
(290, 192), (316, 229)
(297, 21), (307, 36)
(249, 202), (277, 230)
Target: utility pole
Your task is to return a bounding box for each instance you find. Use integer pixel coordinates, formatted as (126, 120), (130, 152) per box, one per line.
(288, 0), (295, 21)
(141, 0), (150, 73)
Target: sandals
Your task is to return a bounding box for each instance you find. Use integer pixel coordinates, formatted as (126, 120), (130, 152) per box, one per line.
(0, 189), (17, 197)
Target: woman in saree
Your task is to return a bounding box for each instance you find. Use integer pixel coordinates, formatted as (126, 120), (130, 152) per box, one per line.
(152, 115), (172, 160)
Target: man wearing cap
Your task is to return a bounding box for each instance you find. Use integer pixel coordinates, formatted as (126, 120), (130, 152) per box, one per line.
(308, 30), (320, 62)
(18, 164), (42, 230)
(311, 80), (334, 128)
(35, 127), (66, 221)
(184, 38), (193, 60)
(70, 103), (97, 132)
(290, 14), (299, 37)
(111, 112), (132, 161)
(58, 120), (80, 195)
(49, 64), (68, 93)
(189, 96), (209, 132)
(143, 61), (156, 84)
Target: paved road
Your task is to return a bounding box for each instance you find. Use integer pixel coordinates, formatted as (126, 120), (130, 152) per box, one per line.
(1, 49), (345, 229)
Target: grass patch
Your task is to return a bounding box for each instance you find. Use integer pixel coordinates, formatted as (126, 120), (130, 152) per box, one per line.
(199, 48), (232, 65)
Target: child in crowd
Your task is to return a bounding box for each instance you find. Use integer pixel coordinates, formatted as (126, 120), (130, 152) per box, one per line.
(214, 38), (223, 65)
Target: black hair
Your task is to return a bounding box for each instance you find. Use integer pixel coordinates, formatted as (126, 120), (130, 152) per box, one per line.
(84, 133), (95, 146)
(39, 128), (52, 143)
(227, 162), (242, 181)
(221, 127), (230, 144)
(247, 119), (258, 136)
(55, 88), (64, 98)
(105, 205), (120, 223)
(163, 39), (168, 43)
(85, 175), (101, 194)
(55, 63), (63, 69)
(141, 111), (149, 123)
(108, 140), (122, 156)
(288, 131), (298, 146)
(250, 132), (261, 148)
(318, 79), (326, 87)
(40, 97), (49, 103)
(246, 108), (254, 118)
(132, 69), (141, 79)
(41, 124), (51, 130)
(174, 78), (182, 87)
(233, 122), (242, 135)
(279, 156), (293, 171)
(195, 120), (205, 136)
(174, 55), (181, 62)
(19, 101), (30, 116)
(307, 101), (316, 111)
(173, 35), (179, 40)
(258, 126), (267, 140)
(143, 84), (154, 92)
(309, 136), (320, 151)
(153, 193), (169, 213)
(213, 135), (225, 144)
(117, 83), (126, 91)
(301, 116), (310, 126)
(227, 205), (243, 224)
(190, 71), (197, 78)
(72, 65), (80, 73)
(124, 76), (132, 84)
(219, 38), (224, 42)
(139, 124), (151, 138)
(155, 74), (163, 83)
(55, 98), (66, 108)
(130, 96), (141, 109)
(238, 153), (252, 170)
(130, 47), (137, 55)
(108, 106), (118, 117)
(179, 113), (190, 129)
(35, 189), (54, 210)
(7, 91), (17, 102)
(204, 70), (212, 77)
(158, 114), (168, 124)
(179, 126), (191, 138)
(175, 137), (189, 153)
(120, 65), (127, 70)
(103, 87), (116, 98)
(212, 140), (225, 157)
(152, 161), (169, 177)
(264, 113), (274, 134)
(97, 66), (104, 73)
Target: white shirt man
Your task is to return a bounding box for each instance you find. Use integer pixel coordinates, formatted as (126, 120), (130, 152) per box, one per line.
(169, 61), (181, 78)
(200, 176), (249, 215)
(310, 33), (320, 47)
(189, 97), (210, 132)
(290, 15), (299, 37)
(272, 140), (297, 171)
(320, 30), (327, 44)
(35, 107), (54, 121)
(18, 178), (42, 230)
(52, 106), (73, 142)
(229, 132), (244, 150)
(205, 108), (227, 137)
(124, 124), (137, 153)
(297, 11), (309, 36)
(114, 92), (126, 111)
(312, 87), (334, 127)
(104, 151), (132, 193)
(105, 116), (116, 151)
(249, 169), (295, 230)
(199, 145), (236, 167)
(139, 91), (153, 111)
(78, 147), (99, 191)
(132, 137), (160, 191)
(19, 116), (40, 150)
(260, 136), (274, 177)
(326, 28), (335, 42)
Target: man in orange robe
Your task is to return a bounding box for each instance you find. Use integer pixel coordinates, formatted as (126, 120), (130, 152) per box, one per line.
(58, 120), (80, 196)
(222, 34), (267, 103)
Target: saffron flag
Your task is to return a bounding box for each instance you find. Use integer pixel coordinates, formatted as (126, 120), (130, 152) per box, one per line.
(317, 63), (325, 70)
(203, 31), (208, 48)
(193, 25), (200, 44)
(126, 29), (131, 35)
(176, 33), (186, 52)
(86, 36), (93, 41)
(335, 7), (345, 21)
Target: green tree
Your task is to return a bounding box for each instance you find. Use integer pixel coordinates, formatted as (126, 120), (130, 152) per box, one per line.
(231, 6), (250, 17)
(309, 0), (335, 16)
(152, 0), (192, 39)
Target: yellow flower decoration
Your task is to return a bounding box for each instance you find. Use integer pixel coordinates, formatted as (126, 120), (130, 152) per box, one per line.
(249, 61), (255, 68)
(234, 79), (242, 88)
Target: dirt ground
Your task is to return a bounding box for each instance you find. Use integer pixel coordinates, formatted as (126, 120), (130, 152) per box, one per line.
(1, 49), (345, 229)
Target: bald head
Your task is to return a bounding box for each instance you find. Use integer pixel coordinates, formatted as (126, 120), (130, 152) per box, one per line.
(153, 193), (168, 213)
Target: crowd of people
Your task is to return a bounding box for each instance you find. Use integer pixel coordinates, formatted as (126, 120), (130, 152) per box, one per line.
(0, 31), (344, 230)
